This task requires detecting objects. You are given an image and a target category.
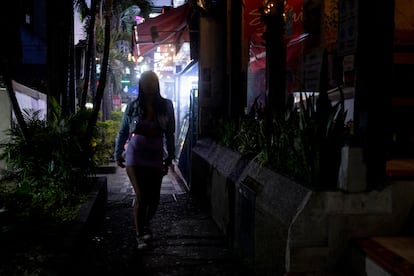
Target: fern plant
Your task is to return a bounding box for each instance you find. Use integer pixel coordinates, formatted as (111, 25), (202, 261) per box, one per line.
(217, 87), (348, 190)
(94, 111), (122, 165)
(0, 101), (97, 222)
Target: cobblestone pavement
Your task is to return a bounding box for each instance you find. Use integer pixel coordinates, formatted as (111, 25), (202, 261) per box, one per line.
(66, 165), (253, 276)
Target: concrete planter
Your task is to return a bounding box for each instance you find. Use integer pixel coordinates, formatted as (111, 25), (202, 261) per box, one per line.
(0, 176), (108, 275)
(62, 176), (107, 260)
(235, 160), (311, 275)
(48, 176), (108, 271)
(191, 138), (414, 275)
(191, 138), (246, 237)
(93, 164), (117, 174)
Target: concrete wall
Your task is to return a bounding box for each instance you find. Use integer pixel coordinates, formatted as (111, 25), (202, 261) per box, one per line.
(0, 88), (12, 171)
(197, 11), (226, 136)
(191, 138), (414, 275)
(191, 138), (245, 236)
(235, 160), (311, 275)
(0, 82), (47, 174)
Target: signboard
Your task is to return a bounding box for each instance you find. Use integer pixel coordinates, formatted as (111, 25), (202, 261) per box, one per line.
(244, 0), (266, 39)
(246, 0), (304, 72)
(113, 95), (122, 108)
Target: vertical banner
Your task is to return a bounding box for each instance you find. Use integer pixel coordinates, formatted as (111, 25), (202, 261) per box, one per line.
(285, 0), (305, 93)
(244, 0), (267, 112)
(244, 0), (266, 72)
(244, 0), (266, 39)
(244, 0), (305, 107)
(285, 0), (304, 39)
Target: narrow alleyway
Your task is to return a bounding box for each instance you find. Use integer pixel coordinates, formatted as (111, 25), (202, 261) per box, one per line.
(66, 164), (253, 275)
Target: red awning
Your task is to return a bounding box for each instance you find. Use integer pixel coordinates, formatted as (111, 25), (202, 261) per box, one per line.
(132, 3), (191, 59)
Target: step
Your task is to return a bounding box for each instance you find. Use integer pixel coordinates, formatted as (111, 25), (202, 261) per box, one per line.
(354, 236), (414, 275)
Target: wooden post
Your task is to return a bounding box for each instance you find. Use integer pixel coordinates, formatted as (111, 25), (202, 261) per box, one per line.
(353, 1), (394, 190)
(263, 0), (286, 113)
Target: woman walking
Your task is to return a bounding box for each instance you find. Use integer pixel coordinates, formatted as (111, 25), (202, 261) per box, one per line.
(114, 70), (175, 250)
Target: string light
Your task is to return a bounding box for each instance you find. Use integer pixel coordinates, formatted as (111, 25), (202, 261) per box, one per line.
(260, 0), (285, 19)
(263, 0), (276, 16)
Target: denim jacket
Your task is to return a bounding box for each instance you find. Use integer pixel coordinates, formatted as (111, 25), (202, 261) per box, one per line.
(114, 98), (175, 163)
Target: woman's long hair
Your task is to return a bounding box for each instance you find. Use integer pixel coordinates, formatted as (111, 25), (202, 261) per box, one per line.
(137, 71), (168, 117)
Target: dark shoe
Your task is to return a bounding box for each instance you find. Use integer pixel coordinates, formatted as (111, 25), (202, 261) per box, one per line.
(136, 235), (148, 250)
(142, 227), (152, 241)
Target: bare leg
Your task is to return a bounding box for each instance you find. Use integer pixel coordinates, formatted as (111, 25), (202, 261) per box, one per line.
(127, 166), (163, 235)
(146, 171), (163, 223)
(126, 166), (144, 235)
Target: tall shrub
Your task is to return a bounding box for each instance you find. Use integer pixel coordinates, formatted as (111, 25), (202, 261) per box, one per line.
(0, 101), (97, 222)
(217, 88), (348, 190)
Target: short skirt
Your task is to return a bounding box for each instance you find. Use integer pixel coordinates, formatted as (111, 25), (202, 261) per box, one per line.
(125, 134), (163, 168)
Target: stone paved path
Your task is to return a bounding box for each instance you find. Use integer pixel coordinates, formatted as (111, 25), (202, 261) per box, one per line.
(65, 164), (253, 275)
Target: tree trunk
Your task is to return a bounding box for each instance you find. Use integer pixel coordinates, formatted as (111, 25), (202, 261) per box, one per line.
(81, 0), (98, 109)
(84, 0), (112, 151)
(46, 0), (73, 116)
